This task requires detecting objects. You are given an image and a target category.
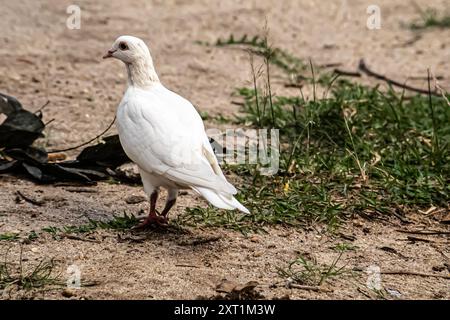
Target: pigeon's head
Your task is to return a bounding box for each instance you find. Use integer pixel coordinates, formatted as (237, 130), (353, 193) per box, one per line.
(103, 35), (151, 64)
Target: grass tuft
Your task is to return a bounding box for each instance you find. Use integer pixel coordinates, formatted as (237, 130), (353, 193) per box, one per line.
(42, 213), (139, 239)
(2, 213), (140, 242)
(180, 35), (450, 233)
(0, 233), (20, 242)
(0, 246), (62, 295)
(410, 7), (450, 30)
(277, 250), (348, 286)
(197, 34), (307, 76)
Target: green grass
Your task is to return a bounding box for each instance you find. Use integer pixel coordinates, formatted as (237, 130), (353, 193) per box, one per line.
(1, 213), (140, 242)
(199, 110), (232, 124)
(331, 243), (358, 252)
(27, 231), (38, 241)
(42, 213), (139, 238)
(179, 35), (450, 234)
(277, 250), (348, 286)
(197, 34), (307, 77)
(410, 8), (450, 30)
(0, 233), (20, 241)
(0, 246), (62, 293)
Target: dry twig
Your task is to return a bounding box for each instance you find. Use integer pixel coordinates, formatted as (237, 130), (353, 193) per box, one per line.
(358, 59), (440, 96)
(16, 191), (45, 206)
(382, 270), (450, 279)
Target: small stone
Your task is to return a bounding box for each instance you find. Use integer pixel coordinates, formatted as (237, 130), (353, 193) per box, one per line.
(125, 195), (147, 204)
(62, 288), (75, 298)
(386, 288), (401, 298)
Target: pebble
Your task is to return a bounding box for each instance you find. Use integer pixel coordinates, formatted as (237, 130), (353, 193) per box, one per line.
(62, 288), (75, 298)
(125, 195), (147, 204)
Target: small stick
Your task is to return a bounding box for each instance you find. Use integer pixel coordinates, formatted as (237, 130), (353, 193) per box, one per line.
(44, 118), (55, 126)
(357, 288), (375, 299)
(231, 100), (245, 107)
(16, 191), (45, 206)
(34, 100), (50, 114)
(333, 68), (361, 77)
(405, 236), (433, 243)
(48, 115), (116, 153)
(397, 229), (450, 235)
(358, 59), (440, 96)
(410, 75), (444, 80)
(175, 264), (201, 268)
(284, 83), (304, 89)
(318, 62), (342, 68)
(289, 283), (332, 292)
(64, 187), (98, 193)
(61, 234), (100, 243)
(177, 235), (221, 246)
(390, 210), (409, 223)
(382, 270), (450, 279)
(81, 281), (101, 287)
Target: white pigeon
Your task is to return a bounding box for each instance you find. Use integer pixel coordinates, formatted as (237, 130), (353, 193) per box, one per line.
(103, 35), (249, 227)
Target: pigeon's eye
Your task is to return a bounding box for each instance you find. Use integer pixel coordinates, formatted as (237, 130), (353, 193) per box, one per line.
(119, 42), (128, 50)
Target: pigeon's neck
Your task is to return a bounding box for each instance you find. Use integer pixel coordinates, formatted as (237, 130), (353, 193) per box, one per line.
(126, 57), (160, 89)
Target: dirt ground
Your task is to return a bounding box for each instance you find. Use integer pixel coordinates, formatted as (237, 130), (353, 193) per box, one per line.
(0, 0), (449, 299)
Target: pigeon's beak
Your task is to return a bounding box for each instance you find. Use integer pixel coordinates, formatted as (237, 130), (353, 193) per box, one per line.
(103, 49), (116, 59)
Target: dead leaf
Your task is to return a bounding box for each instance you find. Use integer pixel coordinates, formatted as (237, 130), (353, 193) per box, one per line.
(215, 279), (263, 300)
(216, 279), (237, 294)
(233, 281), (259, 293)
(0, 93), (45, 148)
(48, 153), (67, 162)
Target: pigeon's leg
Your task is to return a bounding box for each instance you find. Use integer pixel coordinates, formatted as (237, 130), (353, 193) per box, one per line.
(160, 189), (178, 221)
(134, 189), (167, 228)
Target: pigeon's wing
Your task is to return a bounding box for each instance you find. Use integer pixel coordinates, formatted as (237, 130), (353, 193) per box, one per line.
(117, 86), (236, 195)
(163, 140), (237, 195)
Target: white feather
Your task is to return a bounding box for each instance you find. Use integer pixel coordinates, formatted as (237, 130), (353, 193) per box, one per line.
(111, 36), (249, 214)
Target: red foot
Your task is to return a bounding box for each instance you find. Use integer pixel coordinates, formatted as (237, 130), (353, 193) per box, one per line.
(133, 214), (168, 229)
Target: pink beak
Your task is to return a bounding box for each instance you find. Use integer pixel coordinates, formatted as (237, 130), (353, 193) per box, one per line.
(103, 50), (116, 59)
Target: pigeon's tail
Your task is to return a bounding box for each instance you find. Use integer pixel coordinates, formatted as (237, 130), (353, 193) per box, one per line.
(193, 187), (250, 214)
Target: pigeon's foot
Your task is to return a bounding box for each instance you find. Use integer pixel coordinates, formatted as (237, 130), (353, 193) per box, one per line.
(133, 214), (168, 229)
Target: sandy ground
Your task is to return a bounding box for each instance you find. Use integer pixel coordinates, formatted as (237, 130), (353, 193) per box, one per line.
(0, 0), (449, 299)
